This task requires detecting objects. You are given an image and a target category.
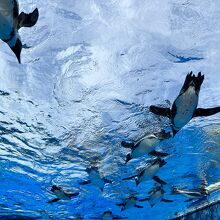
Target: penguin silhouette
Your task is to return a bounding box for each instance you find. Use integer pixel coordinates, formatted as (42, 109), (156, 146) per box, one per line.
(150, 72), (220, 136)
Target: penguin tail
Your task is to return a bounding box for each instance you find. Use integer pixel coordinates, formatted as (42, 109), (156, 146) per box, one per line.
(17, 8), (39, 29)
(153, 176), (167, 185)
(134, 204), (143, 209)
(161, 198), (174, 203)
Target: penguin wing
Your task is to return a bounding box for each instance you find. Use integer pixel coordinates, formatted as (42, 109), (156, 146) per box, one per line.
(121, 141), (135, 149)
(149, 106), (171, 118)
(134, 204), (144, 208)
(139, 197), (149, 202)
(17, 8), (39, 29)
(193, 107), (220, 117)
(47, 198), (60, 203)
(161, 198), (173, 203)
(152, 176), (167, 185)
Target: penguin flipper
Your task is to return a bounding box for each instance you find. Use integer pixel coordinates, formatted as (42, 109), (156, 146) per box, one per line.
(79, 180), (91, 185)
(139, 197), (149, 202)
(149, 106), (171, 118)
(47, 198), (60, 203)
(134, 204), (143, 208)
(152, 176), (167, 185)
(121, 141), (135, 149)
(193, 107), (220, 117)
(68, 192), (80, 197)
(149, 150), (168, 157)
(17, 8), (39, 29)
(161, 198), (173, 203)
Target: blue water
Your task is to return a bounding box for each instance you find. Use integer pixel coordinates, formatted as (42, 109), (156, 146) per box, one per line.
(0, 0), (220, 219)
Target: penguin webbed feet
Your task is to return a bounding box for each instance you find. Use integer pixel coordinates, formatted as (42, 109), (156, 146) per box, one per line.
(17, 8), (39, 29)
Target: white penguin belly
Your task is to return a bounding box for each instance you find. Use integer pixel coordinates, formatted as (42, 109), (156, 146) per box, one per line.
(0, 0), (15, 39)
(173, 87), (198, 129)
(140, 164), (160, 182)
(132, 136), (159, 158)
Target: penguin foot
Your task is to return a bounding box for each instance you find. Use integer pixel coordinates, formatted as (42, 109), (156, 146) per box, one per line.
(17, 8), (39, 29)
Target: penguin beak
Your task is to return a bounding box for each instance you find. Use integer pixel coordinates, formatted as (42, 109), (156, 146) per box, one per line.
(11, 39), (22, 63)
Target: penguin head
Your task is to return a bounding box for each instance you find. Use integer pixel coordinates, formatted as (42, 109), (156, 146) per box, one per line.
(11, 38), (22, 63)
(51, 185), (62, 192)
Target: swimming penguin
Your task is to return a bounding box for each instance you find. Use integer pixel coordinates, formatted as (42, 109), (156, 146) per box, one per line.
(89, 211), (128, 219)
(122, 158), (167, 186)
(139, 183), (173, 207)
(205, 181), (220, 194)
(79, 166), (112, 191)
(172, 186), (207, 200)
(117, 195), (143, 211)
(121, 130), (170, 163)
(47, 185), (79, 203)
(150, 72), (220, 136)
(0, 0), (39, 63)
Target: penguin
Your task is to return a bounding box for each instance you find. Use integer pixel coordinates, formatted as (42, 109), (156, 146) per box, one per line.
(121, 129), (170, 163)
(205, 181), (220, 194)
(150, 72), (220, 136)
(117, 195), (143, 211)
(139, 183), (173, 207)
(0, 0), (39, 63)
(122, 158), (167, 186)
(172, 186), (208, 200)
(89, 211), (128, 219)
(47, 185), (79, 203)
(79, 166), (112, 192)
